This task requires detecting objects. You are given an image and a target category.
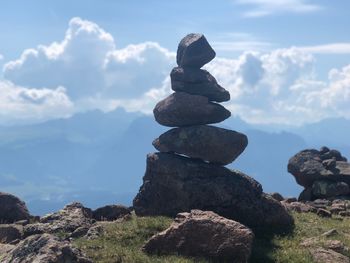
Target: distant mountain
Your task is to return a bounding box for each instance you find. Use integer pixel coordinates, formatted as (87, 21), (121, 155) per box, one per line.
(0, 110), (349, 215)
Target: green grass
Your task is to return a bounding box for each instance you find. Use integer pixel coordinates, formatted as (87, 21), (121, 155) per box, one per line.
(74, 212), (350, 263)
(74, 215), (207, 263)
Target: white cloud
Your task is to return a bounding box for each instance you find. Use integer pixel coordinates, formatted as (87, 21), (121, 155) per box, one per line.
(2, 17), (350, 126)
(205, 48), (350, 125)
(235, 0), (322, 17)
(3, 17), (175, 120)
(0, 80), (73, 125)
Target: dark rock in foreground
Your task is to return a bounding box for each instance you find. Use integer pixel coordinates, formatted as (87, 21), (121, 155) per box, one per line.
(133, 152), (293, 230)
(93, 204), (131, 221)
(0, 192), (30, 224)
(176, 33), (215, 68)
(143, 210), (254, 262)
(170, 67), (230, 102)
(153, 92), (231, 127)
(153, 125), (248, 165)
(0, 233), (92, 263)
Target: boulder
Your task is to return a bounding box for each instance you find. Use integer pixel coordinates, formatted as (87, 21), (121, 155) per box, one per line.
(317, 209), (332, 218)
(281, 201), (316, 213)
(270, 192), (284, 201)
(176, 33), (215, 68)
(288, 148), (350, 188)
(143, 210), (254, 262)
(92, 204), (131, 221)
(153, 125), (248, 165)
(309, 247), (349, 263)
(24, 202), (93, 237)
(170, 67), (230, 102)
(312, 180), (350, 198)
(153, 92), (231, 127)
(0, 192), (30, 224)
(298, 187), (313, 201)
(0, 233), (92, 263)
(133, 152), (293, 230)
(0, 225), (23, 244)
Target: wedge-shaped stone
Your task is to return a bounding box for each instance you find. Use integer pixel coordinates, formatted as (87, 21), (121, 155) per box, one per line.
(170, 67), (230, 102)
(177, 33), (215, 68)
(153, 92), (231, 127)
(153, 125), (247, 165)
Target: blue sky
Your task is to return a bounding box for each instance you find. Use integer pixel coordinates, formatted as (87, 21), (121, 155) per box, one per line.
(1, 0), (350, 125)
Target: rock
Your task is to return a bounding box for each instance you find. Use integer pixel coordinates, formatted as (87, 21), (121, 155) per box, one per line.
(321, 229), (338, 237)
(299, 187), (313, 201)
(312, 199), (332, 208)
(288, 149), (333, 188)
(170, 67), (230, 102)
(133, 152), (293, 230)
(85, 224), (103, 240)
(285, 197), (298, 203)
(153, 92), (231, 127)
(320, 146), (330, 154)
(317, 209), (332, 218)
(23, 202), (93, 238)
(1, 233), (92, 263)
(0, 225), (23, 244)
(312, 180), (350, 198)
(40, 202), (93, 232)
(0, 192), (30, 224)
(309, 247), (349, 263)
(92, 205), (131, 221)
(143, 210), (254, 262)
(14, 220), (29, 226)
(70, 226), (90, 238)
(322, 158), (337, 169)
(324, 240), (348, 254)
(282, 201), (316, 213)
(176, 33), (215, 68)
(153, 125), (248, 165)
(270, 192), (284, 201)
(288, 148), (350, 188)
(321, 149), (347, 162)
(339, 211), (350, 217)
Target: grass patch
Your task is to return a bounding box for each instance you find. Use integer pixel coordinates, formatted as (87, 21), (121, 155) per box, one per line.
(74, 215), (207, 263)
(75, 212), (350, 263)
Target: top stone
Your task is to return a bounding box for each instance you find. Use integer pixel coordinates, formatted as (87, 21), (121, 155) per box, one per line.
(177, 33), (216, 68)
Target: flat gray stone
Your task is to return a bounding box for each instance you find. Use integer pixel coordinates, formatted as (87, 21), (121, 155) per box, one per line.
(153, 125), (247, 165)
(153, 92), (231, 127)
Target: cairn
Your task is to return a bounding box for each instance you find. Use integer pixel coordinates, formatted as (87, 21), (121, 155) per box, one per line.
(133, 34), (293, 231)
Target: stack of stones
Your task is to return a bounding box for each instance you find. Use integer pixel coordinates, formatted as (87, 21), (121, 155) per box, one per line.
(153, 33), (248, 166)
(133, 34), (293, 231)
(288, 146), (350, 201)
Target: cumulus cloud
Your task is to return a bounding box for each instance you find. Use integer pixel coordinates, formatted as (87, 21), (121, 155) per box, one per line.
(2, 17), (350, 126)
(205, 47), (350, 125)
(0, 80), (73, 125)
(3, 17), (174, 111)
